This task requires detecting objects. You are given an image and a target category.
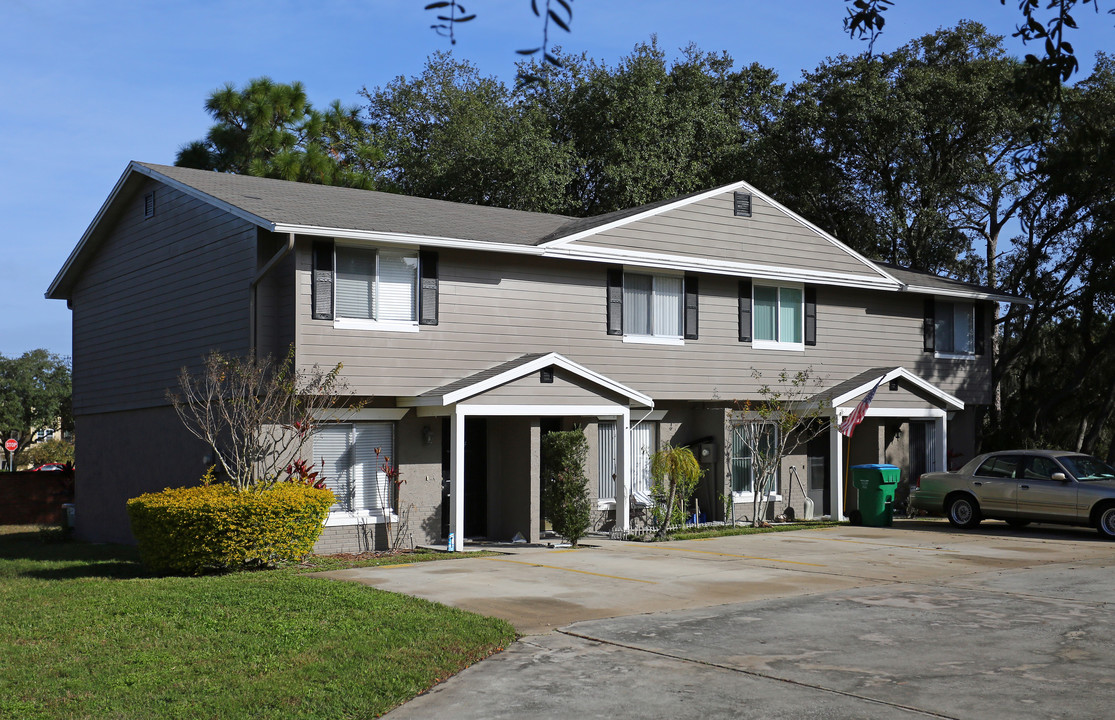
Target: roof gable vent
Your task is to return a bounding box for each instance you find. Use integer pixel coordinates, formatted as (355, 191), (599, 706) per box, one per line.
(144, 191), (156, 218)
(733, 191), (752, 218)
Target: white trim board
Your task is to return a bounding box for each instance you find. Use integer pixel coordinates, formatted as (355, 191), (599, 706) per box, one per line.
(831, 368), (964, 411)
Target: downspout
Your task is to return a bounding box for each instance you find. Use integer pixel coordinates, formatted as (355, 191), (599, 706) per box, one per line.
(249, 232), (296, 358)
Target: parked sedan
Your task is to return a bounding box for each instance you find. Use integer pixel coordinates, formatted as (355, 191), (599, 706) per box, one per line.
(911, 449), (1115, 538)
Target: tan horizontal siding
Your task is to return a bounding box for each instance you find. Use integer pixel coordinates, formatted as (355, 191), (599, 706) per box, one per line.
(294, 244), (991, 405)
(577, 191), (877, 277)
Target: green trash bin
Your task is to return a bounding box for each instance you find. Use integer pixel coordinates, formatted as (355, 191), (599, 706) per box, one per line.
(850, 464), (900, 527)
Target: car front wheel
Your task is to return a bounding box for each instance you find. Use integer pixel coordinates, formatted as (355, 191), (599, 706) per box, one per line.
(1096, 505), (1115, 540)
(947, 495), (982, 529)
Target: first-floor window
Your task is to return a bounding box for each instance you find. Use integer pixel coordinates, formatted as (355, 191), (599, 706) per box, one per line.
(335, 245), (418, 323)
(935, 300), (975, 355)
(315, 423), (395, 513)
(599, 421), (657, 503)
(731, 423), (779, 495)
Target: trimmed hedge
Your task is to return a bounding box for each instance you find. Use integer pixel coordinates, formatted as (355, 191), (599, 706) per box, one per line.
(127, 483), (334, 575)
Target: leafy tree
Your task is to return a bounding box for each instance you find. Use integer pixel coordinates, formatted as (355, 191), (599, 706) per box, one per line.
(0, 350), (72, 466)
(534, 40), (783, 216)
(168, 348), (357, 493)
(650, 445), (702, 539)
(362, 52), (575, 212)
(990, 54), (1115, 461)
(541, 428), (591, 546)
(766, 23), (1032, 277)
(176, 77), (380, 189)
(20, 437), (75, 468)
(844, 0), (1113, 84)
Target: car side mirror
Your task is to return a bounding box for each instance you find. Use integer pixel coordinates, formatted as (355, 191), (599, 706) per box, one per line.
(1052, 472), (1068, 482)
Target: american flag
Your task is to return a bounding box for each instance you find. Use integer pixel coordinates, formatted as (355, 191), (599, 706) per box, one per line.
(839, 377), (883, 437)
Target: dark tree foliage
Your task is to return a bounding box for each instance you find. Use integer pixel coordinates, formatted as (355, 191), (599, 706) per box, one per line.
(175, 77), (380, 189)
(0, 350), (72, 462)
(764, 23), (1032, 277)
(843, 0), (1114, 84)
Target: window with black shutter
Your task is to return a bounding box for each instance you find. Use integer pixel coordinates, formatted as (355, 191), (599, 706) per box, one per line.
(419, 250), (439, 326)
(312, 240), (334, 320)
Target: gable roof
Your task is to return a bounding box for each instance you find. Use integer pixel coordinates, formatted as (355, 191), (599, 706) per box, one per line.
(818, 367), (964, 411)
(47, 161), (1026, 305)
(399, 352), (654, 408)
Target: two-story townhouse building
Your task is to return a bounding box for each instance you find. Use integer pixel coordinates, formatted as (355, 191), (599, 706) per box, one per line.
(47, 162), (1028, 551)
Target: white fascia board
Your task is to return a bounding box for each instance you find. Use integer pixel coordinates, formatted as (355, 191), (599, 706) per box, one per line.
(131, 163), (276, 231)
(314, 408), (410, 421)
(544, 244), (902, 291)
(457, 404), (627, 417)
(904, 283), (1034, 306)
(832, 368), (964, 410)
(272, 224), (544, 255)
(834, 407), (948, 419)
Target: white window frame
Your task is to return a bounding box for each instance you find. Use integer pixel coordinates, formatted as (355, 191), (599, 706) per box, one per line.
(333, 241), (420, 332)
(730, 422), (782, 502)
(752, 282), (805, 351)
(315, 421), (399, 527)
(622, 271), (685, 346)
(934, 300), (976, 359)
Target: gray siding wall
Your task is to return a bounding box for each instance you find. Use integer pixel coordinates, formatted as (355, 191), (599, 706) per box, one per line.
(255, 231), (296, 360)
(576, 190), (879, 279)
(73, 406), (211, 544)
(70, 179), (257, 414)
(295, 243), (992, 405)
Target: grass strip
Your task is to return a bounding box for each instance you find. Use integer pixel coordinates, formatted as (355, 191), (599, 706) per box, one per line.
(662, 520), (843, 541)
(0, 527), (516, 720)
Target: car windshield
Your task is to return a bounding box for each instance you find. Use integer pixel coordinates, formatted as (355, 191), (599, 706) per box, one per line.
(1059, 456), (1115, 482)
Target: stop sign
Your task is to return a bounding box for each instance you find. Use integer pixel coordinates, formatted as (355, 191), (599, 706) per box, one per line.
(4, 439), (17, 452)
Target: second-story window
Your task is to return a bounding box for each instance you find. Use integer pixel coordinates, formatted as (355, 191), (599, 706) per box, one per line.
(335, 246), (418, 325)
(935, 300), (975, 356)
(624, 273), (682, 340)
(753, 284), (803, 349)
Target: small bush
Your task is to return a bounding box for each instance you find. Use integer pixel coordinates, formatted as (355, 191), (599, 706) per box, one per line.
(127, 483), (334, 574)
(541, 429), (591, 546)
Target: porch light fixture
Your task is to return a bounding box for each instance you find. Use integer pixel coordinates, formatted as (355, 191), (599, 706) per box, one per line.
(889, 380), (899, 391)
(422, 425), (433, 445)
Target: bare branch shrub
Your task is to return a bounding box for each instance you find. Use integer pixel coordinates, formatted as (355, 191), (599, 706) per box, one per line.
(168, 347), (357, 492)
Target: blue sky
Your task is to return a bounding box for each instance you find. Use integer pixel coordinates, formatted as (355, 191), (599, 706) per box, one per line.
(2, 0), (1111, 358)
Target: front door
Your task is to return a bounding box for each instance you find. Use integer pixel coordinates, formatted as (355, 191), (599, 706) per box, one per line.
(464, 418), (488, 538)
(806, 434), (829, 517)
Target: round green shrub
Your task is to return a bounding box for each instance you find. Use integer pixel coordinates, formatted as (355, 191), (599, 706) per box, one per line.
(127, 483), (334, 574)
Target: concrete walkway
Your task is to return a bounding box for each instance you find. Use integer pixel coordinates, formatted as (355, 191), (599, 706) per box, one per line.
(318, 520), (1115, 719)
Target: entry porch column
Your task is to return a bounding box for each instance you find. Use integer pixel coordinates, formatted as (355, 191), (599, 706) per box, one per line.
(448, 406), (465, 551)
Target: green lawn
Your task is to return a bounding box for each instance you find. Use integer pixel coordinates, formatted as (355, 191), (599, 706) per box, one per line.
(662, 520), (843, 541)
(0, 526), (516, 719)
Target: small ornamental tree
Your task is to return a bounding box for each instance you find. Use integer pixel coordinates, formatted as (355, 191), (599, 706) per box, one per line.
(168, 347), (356, 492)
(733, 368), (830, 526)
(651, 445), (703, 539)
(541, 429), (591, 546)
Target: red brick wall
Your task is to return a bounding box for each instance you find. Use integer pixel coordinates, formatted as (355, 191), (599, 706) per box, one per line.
(0, 471), (75, 524)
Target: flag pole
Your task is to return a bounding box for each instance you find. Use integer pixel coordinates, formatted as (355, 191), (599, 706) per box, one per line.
(843, 432), (851, 518)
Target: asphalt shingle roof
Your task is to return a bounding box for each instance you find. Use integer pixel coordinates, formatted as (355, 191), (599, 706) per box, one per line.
(140, 163), (576, 246)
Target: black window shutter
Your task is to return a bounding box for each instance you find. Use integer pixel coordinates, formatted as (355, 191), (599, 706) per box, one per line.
(804, 286), (817, 346)
(684, 275), (699, 340)
(974, 303), (986, 355)
(419, 250), (439, 326)
(312, 239), (334, 320)
(923, 297), (936, 352)
(606, 268), (623, 336)
(738, 279), (752, 342)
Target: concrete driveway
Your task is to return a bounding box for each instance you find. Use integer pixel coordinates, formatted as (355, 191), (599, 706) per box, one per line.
(320, 520), (1115, 719)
